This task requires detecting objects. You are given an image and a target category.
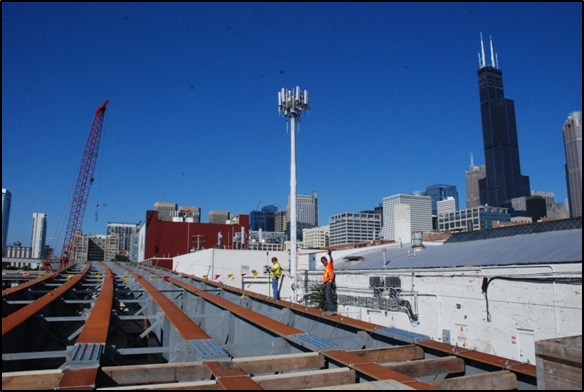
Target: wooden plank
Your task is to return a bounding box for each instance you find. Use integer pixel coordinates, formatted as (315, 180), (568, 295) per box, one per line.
(303, 379), (415, 390)
(94, 380), (220, 390)
(535, 335), (582, 390)
(348, 346), (424, 363)
(100, 363), (211, 386)
(233, 352), (325, 375)
(383, 357), (465, 378)
(252, 368), (356, 390)
(428, 371), (517, 390)
(2, 369), (63, 390)
(97, 369), (355, 390)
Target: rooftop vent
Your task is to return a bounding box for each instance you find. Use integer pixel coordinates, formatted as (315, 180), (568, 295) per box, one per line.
(411, 232), (425, 249)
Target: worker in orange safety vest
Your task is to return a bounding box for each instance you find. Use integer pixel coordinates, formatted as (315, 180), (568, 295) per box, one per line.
(321, 250), (336, 315)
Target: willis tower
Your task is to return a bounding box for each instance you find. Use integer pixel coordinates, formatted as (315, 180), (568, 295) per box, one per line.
(477, 34), (530, 207)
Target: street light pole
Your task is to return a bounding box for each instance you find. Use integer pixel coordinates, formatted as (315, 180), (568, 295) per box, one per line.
(278, 87), (310, 303)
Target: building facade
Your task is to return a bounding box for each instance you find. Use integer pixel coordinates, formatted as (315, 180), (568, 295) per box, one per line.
(2, 188), (12, 257)
(531, 191), (556, 210)
(275, 210), (287, 233)
(466, 164), (486, 209)
(382, 194), (432, 241)
(563, 111), (582, 218)
(250, 205), (278, 232)
(330, 213), (381, 246)
(438, 205), (510, 233)
(209, 210), (230, 224)
(107, 222), (139, 252)
(76, 234), (120, 262)
(425, 184), (459, 215)
(5, 242), (32, 259)
(289, 192), (319, 226)
(504, 196), (548, 222)
(154, 202), (178, 222)
(30, 213), (47, 258)
(302, 226), (330, 248)
(437, 197), (457, 217)
(477, 39), (530, 207)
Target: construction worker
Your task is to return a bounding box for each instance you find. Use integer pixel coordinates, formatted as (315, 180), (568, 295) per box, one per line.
(269, 257), (282, 300)
(321, 250), (336, 315)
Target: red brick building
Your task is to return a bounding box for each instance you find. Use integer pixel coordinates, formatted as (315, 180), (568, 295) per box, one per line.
(144, 210), (249, 260)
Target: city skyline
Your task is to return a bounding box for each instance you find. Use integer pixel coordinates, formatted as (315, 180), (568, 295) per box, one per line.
(2, 3), (582, 250)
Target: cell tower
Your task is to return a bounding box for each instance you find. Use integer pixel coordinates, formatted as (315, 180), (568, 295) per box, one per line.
(278, 87), (310, 303)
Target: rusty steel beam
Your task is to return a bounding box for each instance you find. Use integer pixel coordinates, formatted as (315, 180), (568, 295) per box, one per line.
(205, 361), (263, 390)
(76, 263), (114, 345)
(115, 265), (262, 390)
(322, 350), (437, 390)
(2, 264), (91, 337)
(415, 340), (537, 378)
(163, 267), (537, 383)
(57, 264), (115, 391)
(56, 367), (98, 390)
(2, 273), (55, 298)
(135, 267), (438, 390)
(156, 274), (304, 338)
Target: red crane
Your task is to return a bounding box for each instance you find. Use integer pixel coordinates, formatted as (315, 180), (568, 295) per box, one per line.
(43, 99), (109, 273)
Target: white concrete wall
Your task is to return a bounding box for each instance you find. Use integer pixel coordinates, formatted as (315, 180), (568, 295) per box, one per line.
(173, 249), (291, 299)
(327, 263), (582, 364)
(395, 204), (412, 244)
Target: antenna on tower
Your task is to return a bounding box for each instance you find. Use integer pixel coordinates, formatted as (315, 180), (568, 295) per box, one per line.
(480, 32), (486, 68)
(490, 36), (496, 68)
(471, 152), (475, 168)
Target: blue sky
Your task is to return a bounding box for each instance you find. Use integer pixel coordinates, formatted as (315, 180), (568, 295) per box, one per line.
(3, 2), (582, 251)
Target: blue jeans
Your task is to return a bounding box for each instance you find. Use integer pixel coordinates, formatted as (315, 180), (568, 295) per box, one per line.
(272, 278), (279, 300)
(324, 282), (335, 312)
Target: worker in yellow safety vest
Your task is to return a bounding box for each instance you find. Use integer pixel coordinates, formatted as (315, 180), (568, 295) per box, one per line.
(269, 257), (282, 300)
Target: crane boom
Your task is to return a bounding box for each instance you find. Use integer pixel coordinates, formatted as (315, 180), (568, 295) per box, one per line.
(60, 99), (109, 267)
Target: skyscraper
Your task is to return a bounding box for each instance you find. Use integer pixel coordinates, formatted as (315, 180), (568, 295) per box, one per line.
(2, 189), (12, 257)
(563, 111), (582, 217)
(31, 213), (47, 258)
(477, 35), (530, 207)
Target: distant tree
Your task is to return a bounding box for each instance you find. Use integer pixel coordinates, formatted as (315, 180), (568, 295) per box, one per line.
(114, 254), (130, 262)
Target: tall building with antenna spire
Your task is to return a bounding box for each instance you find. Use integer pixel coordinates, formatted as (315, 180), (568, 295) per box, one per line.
(477, 34), (530, 207)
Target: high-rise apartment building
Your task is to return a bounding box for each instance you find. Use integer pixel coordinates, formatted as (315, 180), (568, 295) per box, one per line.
(477, 36), (530, 207)
(382, 194), (432, 241)
(563, 111), (582, 218)
(107, 222), (139, 252)
(154, 202), (178, 222)
(2, 189), (12, 257)
(30, 213), (47, 258)
(288, 192), (319, 226)
(76, 234), (120, 262)
(329, 212), (381, 246)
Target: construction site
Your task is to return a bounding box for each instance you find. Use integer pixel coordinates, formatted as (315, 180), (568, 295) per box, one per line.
(3, 92), (582, 390)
